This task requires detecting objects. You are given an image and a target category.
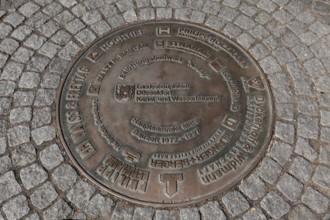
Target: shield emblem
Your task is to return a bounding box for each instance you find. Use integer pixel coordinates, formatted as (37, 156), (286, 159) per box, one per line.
(114, 84), (135, 102)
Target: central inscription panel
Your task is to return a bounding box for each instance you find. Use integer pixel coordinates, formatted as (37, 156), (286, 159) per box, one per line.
(58, 22), (274, 207)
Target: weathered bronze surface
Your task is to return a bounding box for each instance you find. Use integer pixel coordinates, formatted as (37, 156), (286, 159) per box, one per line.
(58, 21), (274, 207)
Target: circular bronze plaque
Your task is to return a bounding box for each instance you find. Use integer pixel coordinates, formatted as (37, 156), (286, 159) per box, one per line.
(58, 21), (274, 207)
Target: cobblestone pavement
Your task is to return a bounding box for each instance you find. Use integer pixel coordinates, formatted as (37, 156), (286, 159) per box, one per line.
(0, 0), (329, 219)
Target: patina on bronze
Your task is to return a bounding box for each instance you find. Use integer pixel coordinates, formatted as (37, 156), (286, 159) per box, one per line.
(58, 21), (274, 207)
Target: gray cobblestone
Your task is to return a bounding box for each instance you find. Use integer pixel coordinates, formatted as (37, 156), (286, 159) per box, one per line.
(0, 81), (15, 96)
(0, 155), (12, 175)
(2, 195), (29, 220)
(320, 110), (330, 126)
(174, 8), (192, 21)
(0, 137), (6, 154)
(9, 107), (32, 124)
(27, 56), (50, 72)
(32, 107), (51, 128)
(52, 163), (78, 191)
(13, 91), (35, 107)
(19, 2), (40, 17)
(249, 25), (270, 39)
(85, 194), (113, 218)
(0, 23), (12, 39)
(239, 173), (266, 200)
(259, 56), (281, 74)
(136, 0), (150, 8)
(273, 47), (296, 65)
(168, 0), (184, 8)
(275, 122), (295, 144)
(234, 14), (255, 29)
(239, 3), (257, 17)
(222, 191), (249, 216)
(304, 58), (326, 75)
(315, 76), (330, 93)
(12, 47), (34, 63)
(116, 0), (135, 12)
(302, 187), (329, 214)
(0, 171), (22, 203)
(39, 42), (61, 58)
(100, 4), (117, 17)
(241, 208), (267, 220)
(18, 72), (40, 89)
(82, 10), (102, 25)
(20, 163), (48, 190)
(186, 0), (204, 10)
(72, 4), (87, 17)
(255, 11), (272, 25)
(273, 9), (292, 24)
(321, 127), (330, 143)
(200, 201), (226, 220)
(151, 0), (167, 7)
(298, 99), (318, 115)
(112, 202), (134, 220)
(25, 213), (40, 220)
(205, 15), (225, 31)
(54, 10), (75, 25)
(319, 143), (330, 165)
(43, 199), (72, 219)
(11, 143), (37, 167)
(7, 124), (30, 147)
(310, 42), (330, 58)
(108, 14), (126, 28)
(26, 12), (50, 29)
(123, 9), (138, 22)
(249, 43), (270, 60)
(34, 89), (56, 106)
(288, 204), (318, 220)
(3, 12), (25, 27)
(41, 73), (60, 89)
(295, 137), (317, 161)
(289, 156), (313, 182)
(298, 115), (318, 139)
(65, 18), (86, 35)
(0, 97), (11, 115)
(43, 2), (63, 17)
(75, 28), (97, 45)
(38, 20), (59, 38)
(312, 165), (330, 189)
(24, 34), (46, 50)
(257, 156), (282, 184)
(133, 207), (154, 220)
(260, 191), (290, 219)
(277, 173), (303, 202)
(281, 32), (299, 48)
(31, 125), (56, 145)
(48, 58), (69, 75)
(0, 53), (8, 68)
(237, 33), (255, 49)
(156, 8), (172, 19)
(40, 144), (63, 170)
(218, 7), (239, 22)
(139, 8), (155, 20)
(30, 182), (58, 209)
(180, 207), (200, 220)
(223, 23), (242, 38)
(275, 103), (294, 121)
(190, 11), (205, 23)
(1, 61), (24, 81)
(59, 0), (77, 8)
(202, 0), (220, 15)
(91, 20), (111, 36)
(67, 180), (95, 208)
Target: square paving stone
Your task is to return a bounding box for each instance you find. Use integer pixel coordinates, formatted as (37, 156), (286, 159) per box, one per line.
(43, 199), (72, 219)
(179, 207), (200, 220)
(241, 208), (267, 220)
(2, 195), (30, 220)
(40, 144), (63, 170)
(30, 182), (58, 209)
(289, 156), (313, 182)
(239, 173), (266, 200)
(288, 204), (318, 220)
(295, 137), (317, 161)
(20, 163), (48, 190)
(200, 201), (226, 220)
(312, 165), (330, 189)
(260, 192), (290, 219)
(11, 143), (37, 167)
(52, 164), (78, 191)
(222, 191), (250, 216)
(112, 202), (134, 219)
(133, 207), (154, 220)
(31, 125), (56, 145)
(257, 156), (282, 184)
(85, 194), (113, 218)
(31, 107), (51, 129)
(0, 155), (12, 175)
(302, 187), (329, 214)
(297, 115), (319, 139)
(276, 173), (303, 202)
(7, 124), (30, 147)
(67, 180), (95, 208)
(0, 171), (22, 203)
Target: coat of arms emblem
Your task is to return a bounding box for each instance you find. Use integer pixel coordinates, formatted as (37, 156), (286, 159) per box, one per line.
(114, 84), (135, 102)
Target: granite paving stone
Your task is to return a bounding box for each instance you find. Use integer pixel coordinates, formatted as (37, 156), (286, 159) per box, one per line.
(186, 0), (204, 10)
(0, 171), (22, 203)
(319, 144), (330, 165)
(2, 195), (30, 220)
(1, 61), (25, 81)
(7, 124), (30, 147)
(295, 137), (317, 161)
(52, 163), (78, 191)
(27, 56), (50, 72)
(3, 12), (25, 27)
(257, 156), (282, 184)
(289, 156), (313, 182)
(288, 204), (318, 220)
(85, 194), (113, 218)
(123, 9), (138, 22)
(260, 192), (291, 219)
(222, 191), (250, 216)
(67, 180), (95, 208)
(11, 143), (37, 167)
(40, 73), (60, 89)
(297, 115), (319, 139)
(200, 201), (226, 220)
(277, 173), (303, 202)
(156, 8), (172, 19)
(312, 165), (330, 189)
(13, 91), (35, 107)
(133, 207), (155, 220)
(241, 208), (267, 220)
(218, 7), (239, 22)
(20, 163), (48, 190)
(302, 187), (329, 214)
(42, 199), (72, 219)
(34, 89), (56, 106)
(39, 144), (63, 170)
(19, 2), (41, 17)
(0, 155), (12, 175)
(54, 10), (75, 25)
(202, 0), (221, 15)
(24, 34), (46, 50)
(30, 182), (58, 209)
(179, 207), (200, 220)
(12, 47), (34, 63)
(0, 80), (15, 96)
(9, 107), (32, 124)
(108, 14), (126, 28)
(31, 107), (51, 128)
(0, 23), (13, 39)
(31, 125), (56, 145)
(112, 201), (134, 220)
(0, 137), (7, 155)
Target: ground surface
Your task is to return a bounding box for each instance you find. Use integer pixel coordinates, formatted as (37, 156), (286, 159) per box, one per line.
(0, 0), (329, 219)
